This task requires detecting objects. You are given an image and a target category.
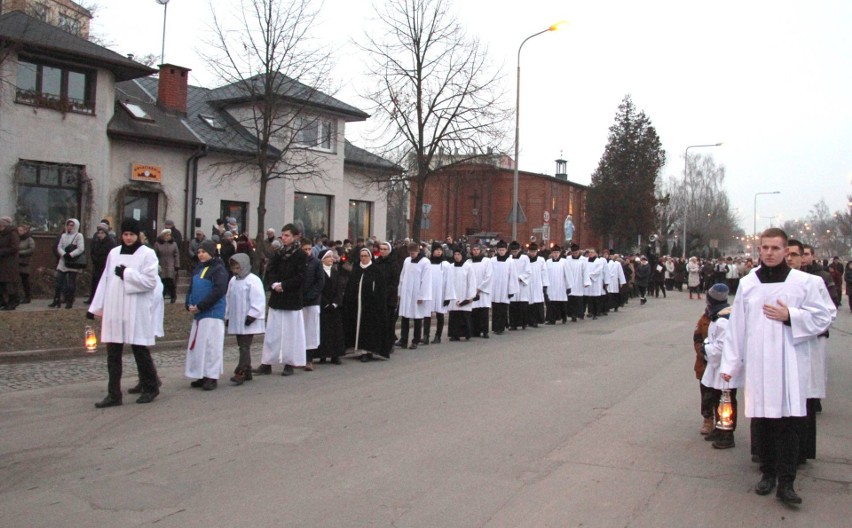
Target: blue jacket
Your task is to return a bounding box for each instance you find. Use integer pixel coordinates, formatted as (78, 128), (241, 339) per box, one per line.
(187, 257), (228, 320)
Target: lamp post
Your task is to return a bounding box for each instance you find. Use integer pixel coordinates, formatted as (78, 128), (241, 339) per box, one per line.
(156, 0), (170, 65)
(752, 191), (780, 259)
(682, 143), (722, 259)
(512, 21), (566, 241)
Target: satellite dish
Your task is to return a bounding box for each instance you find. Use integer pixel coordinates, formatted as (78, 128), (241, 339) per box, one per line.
(155, 0), (169, 5)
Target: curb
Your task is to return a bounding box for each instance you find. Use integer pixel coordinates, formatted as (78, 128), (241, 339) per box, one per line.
(0, 337), (239, 364)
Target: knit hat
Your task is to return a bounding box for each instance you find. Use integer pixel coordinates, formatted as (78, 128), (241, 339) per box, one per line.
(707, 283), (729, 304)
(164, 219), (176, 227)
(96, 222), (110, 233)
(198, 240), (218, 257)
(431, 241), (443, 252)
(120, 218), (142, 236)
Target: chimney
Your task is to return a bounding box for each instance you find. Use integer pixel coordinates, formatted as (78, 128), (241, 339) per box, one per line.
(157, 64), (191, 115)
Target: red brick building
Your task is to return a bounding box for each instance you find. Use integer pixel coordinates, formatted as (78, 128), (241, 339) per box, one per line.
(412, 159), (598, 248)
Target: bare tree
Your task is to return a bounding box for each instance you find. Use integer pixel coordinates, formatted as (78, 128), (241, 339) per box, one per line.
(358, 0), (509, 241)
(201, 0), (336, 242)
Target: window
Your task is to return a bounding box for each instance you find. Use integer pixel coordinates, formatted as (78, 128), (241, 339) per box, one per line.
(348, 200), (372, 241)
(15, 59), (96, 115)
(121, 101), (153, 121)
(294, 193), (331, 240)
(29, 3), (48, 21)
(200, 114), (225, 130)
(57, 13), (82, 36)
(295, 115), (335, 151)
(220, 201), (249, 235)
(15, 161), (82, 232)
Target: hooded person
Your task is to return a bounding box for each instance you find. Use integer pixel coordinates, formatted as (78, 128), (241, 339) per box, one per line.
(344, 246), (388, 361)
(225, 252), (267, 385)
(316, 248), (347, 364)
(699, 283), (739, 449)
(53, 218), (85, 308)
(185, 238), (229, 390)
(87, 218), (162, 407)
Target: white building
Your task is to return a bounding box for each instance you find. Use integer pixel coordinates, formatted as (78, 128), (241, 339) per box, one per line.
(0, 11), (396, 266)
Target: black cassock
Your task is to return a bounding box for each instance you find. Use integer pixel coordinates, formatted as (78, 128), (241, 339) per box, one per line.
(317, 265), (347, 360)
(343, 263), (387, 354)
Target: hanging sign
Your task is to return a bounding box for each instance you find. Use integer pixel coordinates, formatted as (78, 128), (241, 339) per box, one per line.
(131, 164), (162, 183)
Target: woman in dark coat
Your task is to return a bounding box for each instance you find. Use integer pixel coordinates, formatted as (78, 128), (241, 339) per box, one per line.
(316, 250), (347, 365)
(673, 258), (686, 292)
(87, 222), (116, 304)
(343, 247), (388, 362)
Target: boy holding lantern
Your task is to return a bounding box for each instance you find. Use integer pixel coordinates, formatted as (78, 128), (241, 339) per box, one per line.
(699, 283), (738, 449)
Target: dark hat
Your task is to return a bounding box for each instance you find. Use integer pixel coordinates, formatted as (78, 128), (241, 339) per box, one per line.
(431, 241), (443, 252)
(570, 243), (580, 251)
(120, 218), (142, 236)
(496, 240), (508, 249)
(551, 245), (562, 252)
(707, 283), (729, 303)
(528, 242), (538, 251)
(508, 241), (521, 251)
(198, 240), (218, 257)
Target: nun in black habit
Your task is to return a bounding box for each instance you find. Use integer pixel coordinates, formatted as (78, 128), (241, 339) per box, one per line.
(344, 247), (388, 362)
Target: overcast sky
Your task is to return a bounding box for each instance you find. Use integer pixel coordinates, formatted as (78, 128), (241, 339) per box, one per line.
(92, 0), (852, 233)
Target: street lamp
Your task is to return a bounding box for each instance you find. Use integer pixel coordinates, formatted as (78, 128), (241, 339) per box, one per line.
(512, 21), (567, 241)
(752, 191), (780, 260)
(682, 143), (722, 259)
(155, 0), (169, 65)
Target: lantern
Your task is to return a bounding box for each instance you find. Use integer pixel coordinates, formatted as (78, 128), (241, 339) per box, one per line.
(85, 325), (98, 352)
(716, 389), (734, 431)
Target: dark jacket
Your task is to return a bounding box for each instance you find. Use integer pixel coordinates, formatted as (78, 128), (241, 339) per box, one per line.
(303, 254), (325, 306)
(0, 226), (20, 283)
(17, 230), (35, 275)
(91, 234), (117, 271)
(804, 263), (840, 307)
(635, 263), (652, 288)
(373, 251), (401, 307)
(267, 245), (306, 311)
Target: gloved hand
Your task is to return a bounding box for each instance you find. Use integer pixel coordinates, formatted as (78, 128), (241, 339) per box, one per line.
(114, 265), (126, 279)
(543, 286), (548, 295)
(472, 294), (480, 302)
(566, 288), (571, 296)
(86, 312), (95, 320)
(443, 300), (450, 307)
(508, 294), (514, 299)
(245, 315), (256, 326)
(459, 299), (471, 307)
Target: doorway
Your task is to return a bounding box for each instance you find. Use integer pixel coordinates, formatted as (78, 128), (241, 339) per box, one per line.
(123, 191), (159, 243)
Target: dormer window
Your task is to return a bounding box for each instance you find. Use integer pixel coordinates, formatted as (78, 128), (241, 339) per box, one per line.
(294, 115), (335, 152)
(121, 101), (153, 121)
(200, 114), (224, 130)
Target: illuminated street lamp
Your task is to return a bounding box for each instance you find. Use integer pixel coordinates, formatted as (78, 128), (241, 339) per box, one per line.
(156, 0), (169, 65)
(752, 191), (780, 259)
(682, 143), (722, 259)
(512, 21), (567, 241)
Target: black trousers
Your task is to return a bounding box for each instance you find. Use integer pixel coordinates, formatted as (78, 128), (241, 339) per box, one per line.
(585, 295), (603, 317)
(90, 265), (106, 299)
(161, 277), (177, 300)
(527, 302), (544, 325)
(384, 302), (398, 355)
(509, 301), (527, 329)
(567, 296), (584, 319)
(106, 342), (159, 400)
(654, 281), (666, 298)
(448, 311), (472, 339)
(800, 398), (818, 461)
(471, 307), (490, 336)
(423, 313), (445, 340)
(236, 334), (254, 369)
(492, 302), (509, 332)
(753, 416), (806, 483)
(608, 292), (621, 311)
(399, 317), (423, 345)
(546, 299), (567, 323)
(55, 270), (77, 302)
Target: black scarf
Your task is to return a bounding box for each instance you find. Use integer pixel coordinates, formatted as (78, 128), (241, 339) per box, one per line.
(278, 242), (299, 260)
(470, 255), (485, 263)
(430, 255), (445, 265)
(755, 259), (791, 284)
(528, 254), (538, 263)
(495, 253), (511, 262)
(120, 240), (143, 254)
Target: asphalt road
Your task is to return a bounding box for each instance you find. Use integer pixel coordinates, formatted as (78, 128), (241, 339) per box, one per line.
(1, 292), (850, 527)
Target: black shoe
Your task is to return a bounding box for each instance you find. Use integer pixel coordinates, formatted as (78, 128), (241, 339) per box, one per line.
(394, 340), (407, 348)
(481, 333), (489, 339)
(202, 378), (218, 391)
(755, 475), (776, 496)
(330, 357), (342, 365)
(48, 300), (61, 308)
(190, 379), (205, 388)
(712, 434), (735, 450)
(420, 338), (430, 347)
(136, 390), (159, 404)
(494, 330), (504, 335)
(95, 396), (122, 408)
(128, 378), (162, 394)
(359, 353), (372, 362)
(449, 337), (460, 342)
(408, 343), (418, 350)
(252, 364), (272, 375)
(65, 301), (74, 309)
(571, 317), (577, 322)
(544, 321), (555, 325)
(20, 297), (31, 304)
(431, 336), (441, 344)
(281, 365), (294, 376)
(704, 428), (721, 442)
(776, 483), (802, 505)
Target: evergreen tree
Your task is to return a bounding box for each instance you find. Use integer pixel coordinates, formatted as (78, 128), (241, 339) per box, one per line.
(587, 95), (666, 250)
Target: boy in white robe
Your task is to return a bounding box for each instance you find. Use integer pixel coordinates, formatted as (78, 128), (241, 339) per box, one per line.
(565, 244), (589, 322)
(396, 242), (432, 349)
(185, 240), (229, 390)
(424, 243), (455, 345)
(545, 246), (570, 324)
(447, 248), (477, 340)
(225, 253), (266, 385)
(721, 228), (833, 505)
(490, 241), (518, 335)
(468, 244), (493, 338)
(508, 241), (531, 330)
(88, 218), (161, 407)
(525, 243), (548, 327)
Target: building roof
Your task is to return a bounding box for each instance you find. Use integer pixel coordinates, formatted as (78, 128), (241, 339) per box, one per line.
(108, 80), (204, 149)
(344, 141), (402, 173)
(206, 73), (370, 122)
(0, 11), (155, 81)
(438, 162), (589, 190)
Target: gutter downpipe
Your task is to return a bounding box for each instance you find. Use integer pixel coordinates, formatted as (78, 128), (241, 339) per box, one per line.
(185, 146), (208, 241)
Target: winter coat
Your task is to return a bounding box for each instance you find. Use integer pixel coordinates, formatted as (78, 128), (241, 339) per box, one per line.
(17, 230), (35, 275)
(56, 219), (84, 273)
(687, 261), (701, 288)
(155, 240), (180, 279)
(187, 257), (228, 320)
(0, 225), (20, 282)
(266, 244), (306, 311)
(302, 254), (325, 306)
(90, 233), (116, 273)
(634, 263), (652, 288)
